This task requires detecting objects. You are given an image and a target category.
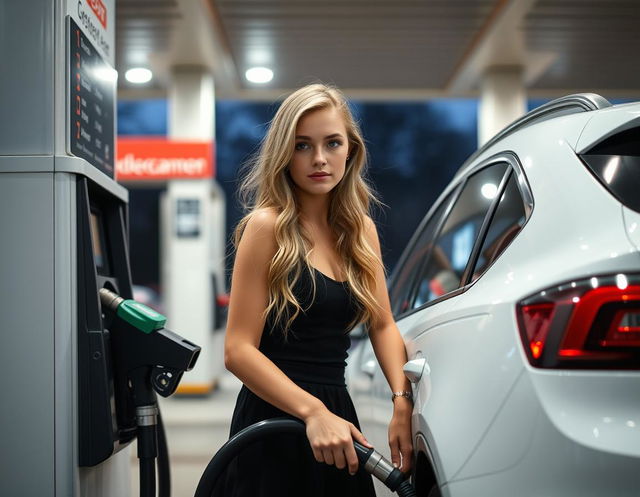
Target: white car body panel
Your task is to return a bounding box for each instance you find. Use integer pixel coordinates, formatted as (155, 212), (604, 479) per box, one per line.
(406, 306), (523, 481)
(347, 98), (640, 496)
(349, 299), (459, 496)
(576, 105), (640, 153)
(452, 112), (593, 184)
(623, 206), (640, 251)
(445, 376), (640, 497)
(528, 370), (640, 457)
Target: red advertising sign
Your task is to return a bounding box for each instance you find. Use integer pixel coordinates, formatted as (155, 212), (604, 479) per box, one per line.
(116, 138), (214, 181)
(86, 0), (107, 29)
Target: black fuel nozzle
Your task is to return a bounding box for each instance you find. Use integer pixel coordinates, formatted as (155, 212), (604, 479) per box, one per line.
(99, 289), (200, 497)
(99, 288), (201, 399)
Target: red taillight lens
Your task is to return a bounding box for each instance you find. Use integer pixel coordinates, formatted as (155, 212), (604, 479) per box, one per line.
(519, 303), (555, 359)
(602, 309), (640, 347)
(517, 274), (640, 369)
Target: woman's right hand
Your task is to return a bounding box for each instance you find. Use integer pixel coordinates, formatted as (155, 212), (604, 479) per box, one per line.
(304, 408), (373, 475)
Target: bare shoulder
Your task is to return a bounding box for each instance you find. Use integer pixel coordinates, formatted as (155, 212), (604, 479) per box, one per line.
(240, 207), (279, 246)
(363, 215), (380, 245)
(364, 214), (376, 231)
(233, 208), (278, 277)
(246, 207), (278, 232)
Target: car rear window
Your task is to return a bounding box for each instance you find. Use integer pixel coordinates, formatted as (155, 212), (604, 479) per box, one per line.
(389, 190), (457, 316)
(410, 162), (508, 310)
(469, 172), (526, 283)
(579, 126), (640, 212)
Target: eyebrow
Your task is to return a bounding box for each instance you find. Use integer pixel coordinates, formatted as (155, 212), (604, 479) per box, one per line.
(295, 133), (344, 140)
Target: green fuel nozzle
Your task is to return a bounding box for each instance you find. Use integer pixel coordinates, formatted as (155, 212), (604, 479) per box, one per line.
(99, 288), (166, 333)
(98, 288), (200, 398)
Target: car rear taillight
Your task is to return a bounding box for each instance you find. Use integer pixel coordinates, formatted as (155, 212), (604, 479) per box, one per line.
(517, 273), (640, 369)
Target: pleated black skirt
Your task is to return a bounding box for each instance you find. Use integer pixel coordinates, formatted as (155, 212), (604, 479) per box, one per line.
(215, 382), (376, 497)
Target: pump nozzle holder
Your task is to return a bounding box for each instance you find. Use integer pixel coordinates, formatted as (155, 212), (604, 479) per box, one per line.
(99, 289), (201, 400)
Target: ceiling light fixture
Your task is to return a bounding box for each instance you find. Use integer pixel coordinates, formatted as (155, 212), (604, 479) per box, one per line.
(245, 67), (273, 84)
(125, 67), (152, 84)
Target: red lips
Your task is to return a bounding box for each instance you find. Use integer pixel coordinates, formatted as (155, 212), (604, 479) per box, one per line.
(309, 172), (330, 177)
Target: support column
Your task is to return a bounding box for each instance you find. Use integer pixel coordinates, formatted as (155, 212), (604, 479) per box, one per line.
(478, 66), (526, 146)
(162, 66), (226, 394)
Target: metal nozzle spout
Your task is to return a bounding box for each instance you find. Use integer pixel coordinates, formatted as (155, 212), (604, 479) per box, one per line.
(99, 287), (124, 313)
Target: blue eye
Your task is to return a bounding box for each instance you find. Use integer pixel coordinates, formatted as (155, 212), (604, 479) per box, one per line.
(328, 140), (342, 149)
(295, 142), (309, 151)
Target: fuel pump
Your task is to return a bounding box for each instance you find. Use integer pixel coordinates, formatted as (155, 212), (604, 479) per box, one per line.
(0, 2), (208, 496)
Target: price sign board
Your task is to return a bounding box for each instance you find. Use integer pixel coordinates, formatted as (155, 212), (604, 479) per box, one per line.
(67, 17), (116, 178)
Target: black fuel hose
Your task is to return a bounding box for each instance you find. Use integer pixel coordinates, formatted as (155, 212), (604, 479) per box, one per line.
(137, 424), (157, 497)
(139, 457), (155, 497)
(193, 418), (416, 497)
(157, 410), (171, 497)
(137, 409), (171, 497)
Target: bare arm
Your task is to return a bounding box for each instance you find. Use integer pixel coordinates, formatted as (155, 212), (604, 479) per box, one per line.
(363, 216), (414, 472)
(224, 208), (371, 474)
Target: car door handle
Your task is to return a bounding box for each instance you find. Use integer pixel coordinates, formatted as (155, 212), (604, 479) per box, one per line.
(403, 357), (429, 383)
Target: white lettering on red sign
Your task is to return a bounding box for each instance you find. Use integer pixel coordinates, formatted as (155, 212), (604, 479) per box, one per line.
(117, 154), (208, 178)
(86, 0), (107, 29)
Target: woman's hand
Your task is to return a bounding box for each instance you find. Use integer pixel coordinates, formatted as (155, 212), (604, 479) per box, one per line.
(305, 407), (373, 475)
(389, 398), (413, 473)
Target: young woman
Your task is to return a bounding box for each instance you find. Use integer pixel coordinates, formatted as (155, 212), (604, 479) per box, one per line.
(220, 84), (412, 496)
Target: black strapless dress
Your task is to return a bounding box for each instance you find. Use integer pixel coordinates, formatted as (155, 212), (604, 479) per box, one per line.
(215, 264), (376, 496)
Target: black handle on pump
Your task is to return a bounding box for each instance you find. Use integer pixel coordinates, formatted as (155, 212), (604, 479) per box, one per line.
(194, 418), (416, 497)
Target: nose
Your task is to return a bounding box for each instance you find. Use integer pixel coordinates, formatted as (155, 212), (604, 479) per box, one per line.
(313, 148), (327, 166)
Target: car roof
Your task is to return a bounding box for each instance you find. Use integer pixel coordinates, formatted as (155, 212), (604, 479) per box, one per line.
(452, 93), (613, 182)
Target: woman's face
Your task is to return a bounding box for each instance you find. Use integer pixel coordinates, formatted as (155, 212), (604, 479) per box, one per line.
(288, 106), (350, 197)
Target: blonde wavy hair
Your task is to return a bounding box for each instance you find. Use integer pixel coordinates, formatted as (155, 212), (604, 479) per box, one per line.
(233, 83), (385, 335)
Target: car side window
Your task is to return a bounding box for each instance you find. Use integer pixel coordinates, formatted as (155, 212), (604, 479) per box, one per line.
(410, 162), (509, 309)
(469, 171), (526, 283)
(389, 190), (456, 316)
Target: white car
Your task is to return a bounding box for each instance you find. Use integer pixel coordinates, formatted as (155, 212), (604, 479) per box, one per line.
(346, 94), (640, 496)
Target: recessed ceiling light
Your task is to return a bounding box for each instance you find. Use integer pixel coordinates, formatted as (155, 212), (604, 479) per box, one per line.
(245, 67), (273, 84)
(125, 67), (152, 84)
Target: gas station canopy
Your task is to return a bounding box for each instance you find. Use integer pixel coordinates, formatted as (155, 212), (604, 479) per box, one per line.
(116, 0), (640, 100)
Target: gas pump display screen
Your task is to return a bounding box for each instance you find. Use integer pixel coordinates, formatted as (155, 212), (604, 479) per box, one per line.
(67, 17), (115, 178)
(90, 210), (109, 274)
